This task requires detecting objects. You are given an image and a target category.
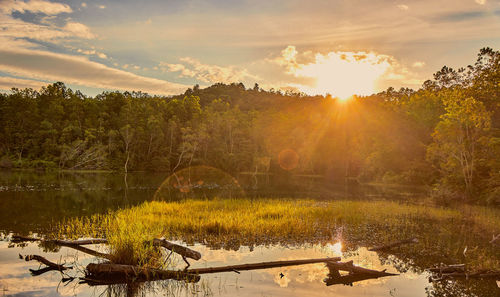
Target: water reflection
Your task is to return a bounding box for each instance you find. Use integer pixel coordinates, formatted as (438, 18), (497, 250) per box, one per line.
(1, 240), (497, 297)
(0, 170), (427, 234)
(0, 170), (497, 297)
(154, 166), (245, 201)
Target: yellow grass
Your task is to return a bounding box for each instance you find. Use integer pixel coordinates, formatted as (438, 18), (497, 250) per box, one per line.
(59, 199), (500, 269)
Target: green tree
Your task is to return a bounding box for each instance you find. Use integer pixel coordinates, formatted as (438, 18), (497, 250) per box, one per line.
(427, 90), (491, 199)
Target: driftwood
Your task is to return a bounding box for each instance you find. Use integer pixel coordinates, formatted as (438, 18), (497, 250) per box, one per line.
(84, 257), (341, 285)
(64, 244), (113, 260)
(85, 263), (200, 284)
(11, 235), (200, 262)
(436, 271), (500, 279)
(428, 264), (465, 274)
(186, 257), (341, 274)
(12, 235), (107, 245)
(152, 238), (201, 261)
(23, 254), (72, 276)
(368, 238), (418, 251)
(324, 260), (398, 286)
(24, 254), (71, 271)
(12, 235), (112, 259)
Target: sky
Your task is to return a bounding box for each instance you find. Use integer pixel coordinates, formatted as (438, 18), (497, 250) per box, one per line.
(0, 0), (499, 98)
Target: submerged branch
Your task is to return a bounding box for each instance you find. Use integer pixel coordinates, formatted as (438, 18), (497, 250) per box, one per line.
(12, 235), (108, 246)
(152, 238), (201, 261)
(12, 235), (112, 260)
(84, 257), (341, 285)
(12, 235), (200, 262)
(324, 260), (398, 286)
(24, 254), (71, 271)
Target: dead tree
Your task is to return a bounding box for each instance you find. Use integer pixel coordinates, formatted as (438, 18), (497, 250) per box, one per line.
(324, 260), (398, 286)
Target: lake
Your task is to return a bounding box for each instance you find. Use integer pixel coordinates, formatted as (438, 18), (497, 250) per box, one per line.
(0, 169), (498, 297)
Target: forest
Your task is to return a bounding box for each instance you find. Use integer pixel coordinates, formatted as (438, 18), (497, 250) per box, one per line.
(0, 48), (498, 204)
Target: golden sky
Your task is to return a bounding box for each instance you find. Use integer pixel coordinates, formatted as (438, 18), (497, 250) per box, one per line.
(0, 0), (499, 97)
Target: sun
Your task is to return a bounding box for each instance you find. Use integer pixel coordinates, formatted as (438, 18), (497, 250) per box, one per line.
(293, 51), (391, 99)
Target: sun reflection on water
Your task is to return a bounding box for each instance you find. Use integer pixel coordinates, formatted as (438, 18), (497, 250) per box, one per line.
(326, 242), (343, 256)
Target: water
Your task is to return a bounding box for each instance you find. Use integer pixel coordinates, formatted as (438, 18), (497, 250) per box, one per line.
(0, 170), (498, 297)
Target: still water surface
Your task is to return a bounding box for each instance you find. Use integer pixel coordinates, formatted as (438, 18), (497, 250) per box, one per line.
(0, 170), (497, 297)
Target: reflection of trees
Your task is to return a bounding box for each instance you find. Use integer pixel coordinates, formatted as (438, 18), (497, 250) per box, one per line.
(0, 171), (166, 233)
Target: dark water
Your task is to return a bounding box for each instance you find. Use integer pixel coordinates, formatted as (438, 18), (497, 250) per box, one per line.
(0, 168), (427, 234)
(0, 169), (498, 297)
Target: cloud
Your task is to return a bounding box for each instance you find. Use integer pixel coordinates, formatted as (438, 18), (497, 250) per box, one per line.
(63, 22), (95, 39)
(0, 76), (47, 90)
(76, 48), (107, 59)
(0, 47), (189, 95)
(159, 57), (259, 84)
(268, 45), (422, 98)
(397, 4), (409, 11)
(81, 2), (87, 8)
(0, 14), (95, 41)
(98, 4), (106, 9)
(412, 61), (425, 68)
(0, 0), (72, 15)
(475, 0), (486, 4)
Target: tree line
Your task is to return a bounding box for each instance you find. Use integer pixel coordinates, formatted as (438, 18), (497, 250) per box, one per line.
(0, 48), (498, 203)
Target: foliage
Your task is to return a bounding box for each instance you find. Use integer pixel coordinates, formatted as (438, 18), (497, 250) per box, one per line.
(427, 90), (491, 200)
(0, 48), (499, 203)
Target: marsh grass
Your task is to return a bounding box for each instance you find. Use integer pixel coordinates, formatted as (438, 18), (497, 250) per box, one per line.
(59, 198), (500, 270)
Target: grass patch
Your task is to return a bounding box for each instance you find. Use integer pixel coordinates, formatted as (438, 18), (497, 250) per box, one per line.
(58, 199), (500, 270)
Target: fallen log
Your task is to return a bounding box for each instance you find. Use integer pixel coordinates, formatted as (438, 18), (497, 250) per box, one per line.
(438, 271), (500, 279)
(52, 238), (108, 245)
(25, 254), (71, 270)
(187, 257), (341, 274)
(12, 235), (199, 262)
(369, 238), (418, 251)
(12, 235), (108, 246)
(324, 260), (397, 286)
(11, 235), (39, 243)
(325, 273), (394, 286)
(30, 266), (59, 276)
(65, 244), (113, 260)
(428, 264), (465, 274)
(152, 238), (201, 261)
(85, 263), (200, 283)
(84, 257), (341, 285)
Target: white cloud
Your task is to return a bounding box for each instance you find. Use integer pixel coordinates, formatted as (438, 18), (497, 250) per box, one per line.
(0, 47), (188, 94)
(76, 48), (107, 59)
(412, 61), (425, 68)
(0, 14), (95, 41)
(159, 57), (259, 84)
(397, 4), (409, 10)
(268, 45), (422, 98)
(63, 22), (95, 39)
(0, 76), (47, 90)
(0, 0), (72, 15)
